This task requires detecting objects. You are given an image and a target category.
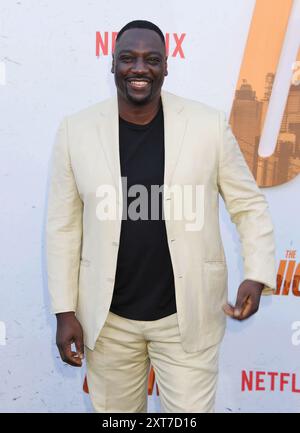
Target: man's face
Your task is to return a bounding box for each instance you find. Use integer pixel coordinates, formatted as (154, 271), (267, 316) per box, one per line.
(111, 28), (168, 105)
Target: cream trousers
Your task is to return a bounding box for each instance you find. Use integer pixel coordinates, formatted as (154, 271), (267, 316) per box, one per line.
(85, 311), (220, 413)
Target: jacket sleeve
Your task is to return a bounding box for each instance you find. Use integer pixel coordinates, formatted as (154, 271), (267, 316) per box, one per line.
(46, 117), (83, 313)
(217, 110), (276, 295)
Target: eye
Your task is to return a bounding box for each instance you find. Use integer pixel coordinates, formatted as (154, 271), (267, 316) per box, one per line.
(148, 57), (161, 64)
(120, 55), (133, 63)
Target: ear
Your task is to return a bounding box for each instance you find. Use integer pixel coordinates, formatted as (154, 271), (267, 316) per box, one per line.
(111, 54), (114, 74)
(164, 56), (168, 76)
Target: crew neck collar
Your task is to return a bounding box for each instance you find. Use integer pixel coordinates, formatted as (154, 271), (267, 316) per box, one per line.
(119, 98), (162, 129)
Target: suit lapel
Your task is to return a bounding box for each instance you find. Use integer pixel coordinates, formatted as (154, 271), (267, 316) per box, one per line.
(97, 90), (188, 201)
(161, 90), (188, 188)
(97, 95), (122, 203)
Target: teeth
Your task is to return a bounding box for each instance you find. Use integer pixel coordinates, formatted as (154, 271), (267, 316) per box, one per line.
(129, 81), (149, 87)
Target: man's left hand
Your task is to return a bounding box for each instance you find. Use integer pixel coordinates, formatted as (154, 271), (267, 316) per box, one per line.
(222, 279), (264, 321)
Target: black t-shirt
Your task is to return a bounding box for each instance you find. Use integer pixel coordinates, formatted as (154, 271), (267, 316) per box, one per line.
(109, 99), (177, 320)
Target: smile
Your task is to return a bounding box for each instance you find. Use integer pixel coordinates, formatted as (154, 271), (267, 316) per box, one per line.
(127, 80), (151, 90)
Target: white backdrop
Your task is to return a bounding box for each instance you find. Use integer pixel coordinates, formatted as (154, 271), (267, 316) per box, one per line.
(1, 0), (299, 412)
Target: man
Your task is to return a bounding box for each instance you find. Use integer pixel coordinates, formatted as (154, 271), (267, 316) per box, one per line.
(46, 20), (276, 413)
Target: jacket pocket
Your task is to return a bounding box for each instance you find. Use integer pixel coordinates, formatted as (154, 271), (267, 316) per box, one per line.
(204, 259), (226, 264)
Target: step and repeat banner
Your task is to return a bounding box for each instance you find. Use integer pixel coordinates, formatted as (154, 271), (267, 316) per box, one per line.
(0, 0), (299, 412)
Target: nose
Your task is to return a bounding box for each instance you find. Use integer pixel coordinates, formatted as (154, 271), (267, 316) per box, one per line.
(131, 57), (148, 74)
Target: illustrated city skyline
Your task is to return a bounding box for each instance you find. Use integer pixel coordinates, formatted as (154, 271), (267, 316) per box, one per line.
(229, 74), (300, 188)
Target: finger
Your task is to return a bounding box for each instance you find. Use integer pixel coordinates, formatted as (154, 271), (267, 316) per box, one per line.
(222, 303), (235, 317)
(238, 297), (252, 320)
(239, 296), (259, 320)
(74, 336), (85, 360)
(58, 344), (83, 367)
(69, 351), (83, 366)
(233, 292), (248, 319)
(65, 349), (83, 367)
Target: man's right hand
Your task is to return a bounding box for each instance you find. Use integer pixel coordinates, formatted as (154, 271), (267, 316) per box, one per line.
(56, 312), (84, 367)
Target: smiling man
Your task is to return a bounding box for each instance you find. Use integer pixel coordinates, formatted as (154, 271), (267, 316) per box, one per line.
(112, 22), (166, 117)
(46, 20), (276, 413)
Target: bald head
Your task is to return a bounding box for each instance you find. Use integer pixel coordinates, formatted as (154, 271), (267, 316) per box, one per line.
(115, 19), (165, 47)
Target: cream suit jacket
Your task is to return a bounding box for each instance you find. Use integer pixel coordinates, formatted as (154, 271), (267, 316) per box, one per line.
(46, 89), (276, 352)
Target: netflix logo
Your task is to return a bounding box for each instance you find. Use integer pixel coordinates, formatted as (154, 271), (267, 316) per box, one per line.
(275, 250), (300, 296)
(242, 370), (300, 393)
(95, 31), (186, 58)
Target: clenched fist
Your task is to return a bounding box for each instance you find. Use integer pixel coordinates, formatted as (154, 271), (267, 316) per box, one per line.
(223, 279), (265, 321)
(56, 312), (84, 367)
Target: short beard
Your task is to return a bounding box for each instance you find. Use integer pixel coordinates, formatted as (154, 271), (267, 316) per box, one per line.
(125, 86), (153, 105)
